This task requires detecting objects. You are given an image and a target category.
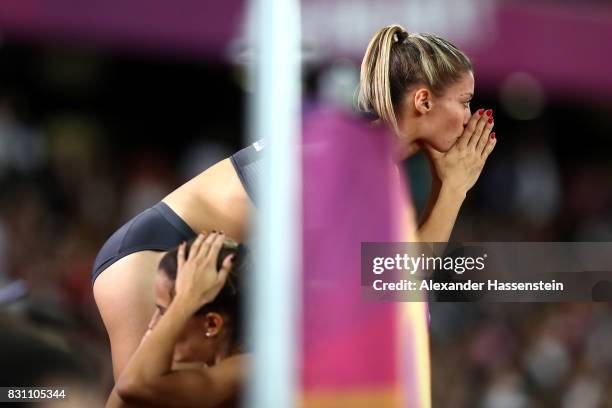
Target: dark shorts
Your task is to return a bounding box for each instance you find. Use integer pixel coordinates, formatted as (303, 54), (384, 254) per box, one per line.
(91, 202), (195, 284)
(230, 140), (263, 204)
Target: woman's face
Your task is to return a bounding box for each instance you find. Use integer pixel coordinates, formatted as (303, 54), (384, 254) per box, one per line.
(153, 270), (222, 365)
(400, 71), (475, 152)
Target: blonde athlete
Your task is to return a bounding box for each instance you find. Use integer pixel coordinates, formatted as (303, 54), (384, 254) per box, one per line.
(358, 25), (496, 242)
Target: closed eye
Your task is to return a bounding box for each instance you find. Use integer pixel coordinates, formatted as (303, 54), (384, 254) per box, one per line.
(461, 92), (473, 107)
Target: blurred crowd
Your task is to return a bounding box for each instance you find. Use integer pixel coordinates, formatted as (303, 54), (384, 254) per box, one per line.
(0, 39), (611, 407)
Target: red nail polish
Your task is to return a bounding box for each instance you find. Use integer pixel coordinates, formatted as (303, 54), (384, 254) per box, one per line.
(491, 132), (496, 139)
(478, 109), (484, 115)
(485, 109), (493, 117)
(488, 118), (493, 124)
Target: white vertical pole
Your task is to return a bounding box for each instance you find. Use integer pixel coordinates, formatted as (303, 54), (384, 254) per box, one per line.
(248, 0), (301, 405)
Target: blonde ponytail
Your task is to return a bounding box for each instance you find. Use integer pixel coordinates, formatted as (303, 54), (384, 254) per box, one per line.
(358, 24), (407, 135)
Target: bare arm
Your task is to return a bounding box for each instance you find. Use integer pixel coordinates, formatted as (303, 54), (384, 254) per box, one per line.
(418, 176), (442, 229)
(116, 300), (245, 408)
(106, 335), (217, 408)
(109, 364), (241, 408)
(106, 387), (135, 408)
(416, 184), (466, 243)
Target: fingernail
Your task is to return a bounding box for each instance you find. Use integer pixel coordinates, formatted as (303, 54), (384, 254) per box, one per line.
(485, 109), (493, 117)
(491, 132), (496, 139)
(488, 118), (493, 124)
(478, 109), (484, 116)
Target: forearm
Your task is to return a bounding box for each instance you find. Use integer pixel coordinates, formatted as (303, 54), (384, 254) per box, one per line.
(118, 353), (248, 408)
(416, 184), (465, 242)
(418, 178), (442, 228)
(118, 296), (197, 390)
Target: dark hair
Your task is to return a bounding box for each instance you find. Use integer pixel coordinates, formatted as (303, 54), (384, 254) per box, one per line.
(158, 238), (247, 348)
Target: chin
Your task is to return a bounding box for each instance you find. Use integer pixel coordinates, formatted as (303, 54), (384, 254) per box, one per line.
(440, 135), (461, 152)
(422, 133), (456, 152)
(432, 141), (453, 153)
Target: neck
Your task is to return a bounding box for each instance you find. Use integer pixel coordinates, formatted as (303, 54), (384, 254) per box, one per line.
(395, 113), (419, 162)
(213, 339), (240, 365)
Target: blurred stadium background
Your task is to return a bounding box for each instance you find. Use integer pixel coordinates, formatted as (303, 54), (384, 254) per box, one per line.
(1, 0), (612, 406)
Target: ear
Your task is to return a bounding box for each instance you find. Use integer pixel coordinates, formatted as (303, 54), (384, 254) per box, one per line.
(203, 312), (224, 338)
(414, 88), (433, 114)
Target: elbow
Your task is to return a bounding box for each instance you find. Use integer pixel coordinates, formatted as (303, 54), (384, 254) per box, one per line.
(116, 378), (153, 405)
(115, 378), (138, 403)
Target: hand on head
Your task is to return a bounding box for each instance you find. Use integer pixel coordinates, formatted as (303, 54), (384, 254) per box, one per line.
(174, 232), (235, 308)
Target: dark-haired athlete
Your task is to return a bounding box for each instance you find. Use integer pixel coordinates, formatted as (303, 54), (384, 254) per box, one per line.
(108, 233), (247, 408)
(93, 144), (261, 382)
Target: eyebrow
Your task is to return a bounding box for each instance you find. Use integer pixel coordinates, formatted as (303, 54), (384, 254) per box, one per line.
(461, 92), (474, 98)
